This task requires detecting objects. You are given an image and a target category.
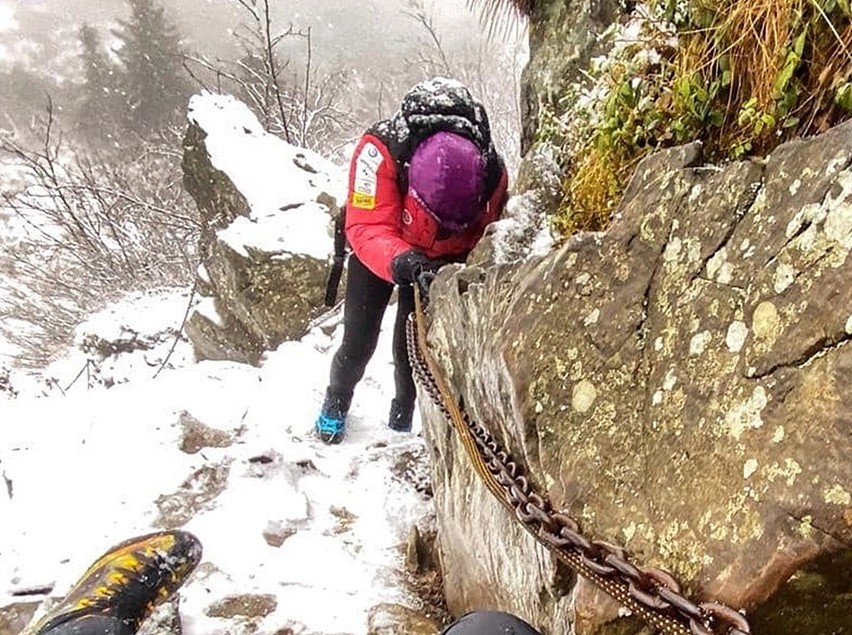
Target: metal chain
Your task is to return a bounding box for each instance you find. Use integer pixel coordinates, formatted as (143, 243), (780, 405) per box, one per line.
(406, 291), (750, 635)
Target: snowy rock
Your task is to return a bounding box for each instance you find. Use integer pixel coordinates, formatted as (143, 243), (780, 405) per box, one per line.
(178, 410), (236, 454)
(0, 602), (38, 635)
(420, 123), (852, 634)
(205, 594), (277, 620)
(367, 603), (442, 635)
(46, 288), (194, 391)
(262, 521), (297, 548)
(155, 463), (231, 529)
(262, 486), (311, 548)
(182, 93), (347, 365)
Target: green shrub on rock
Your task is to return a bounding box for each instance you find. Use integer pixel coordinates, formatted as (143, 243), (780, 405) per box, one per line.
(541, 0), (852, 236)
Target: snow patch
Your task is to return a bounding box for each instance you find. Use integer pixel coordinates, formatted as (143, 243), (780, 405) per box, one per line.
(187, 93), (346, 261)
(0, 295), (433, 635)
(489, 192), (554, 264)
(194, 296), (223, 328)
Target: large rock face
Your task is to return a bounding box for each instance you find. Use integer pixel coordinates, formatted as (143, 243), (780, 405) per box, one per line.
(420, 122), (852, 634)
(520, 0), (622, 153)
(181, 94), (344, 364)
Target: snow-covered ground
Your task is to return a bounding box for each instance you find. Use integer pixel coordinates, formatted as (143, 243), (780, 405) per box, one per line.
(0, 91), (435, 634)
(0, 289), (434, 635)
(0, 88), (552, 634)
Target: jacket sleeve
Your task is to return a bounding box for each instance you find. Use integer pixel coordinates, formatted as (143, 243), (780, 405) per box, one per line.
(476, 165), (508, 233)
(344, 135), (413, 282)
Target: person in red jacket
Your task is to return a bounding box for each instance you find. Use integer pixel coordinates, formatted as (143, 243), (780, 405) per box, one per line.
(315, 78), (509, 443)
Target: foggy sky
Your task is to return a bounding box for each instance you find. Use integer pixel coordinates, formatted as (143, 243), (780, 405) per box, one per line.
(0, 0), (526, 163)
(0, 0), (510, 66)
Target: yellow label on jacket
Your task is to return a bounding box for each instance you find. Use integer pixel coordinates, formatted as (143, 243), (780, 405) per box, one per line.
(351, 142), (382, 210)
(351, 191), (376, 209)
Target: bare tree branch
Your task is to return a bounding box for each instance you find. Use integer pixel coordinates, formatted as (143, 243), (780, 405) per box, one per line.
(0, 112), (200, 367)
(404, 1), (452, 76)
(183, 3), (355, 154)
(260, 0), (292, 142)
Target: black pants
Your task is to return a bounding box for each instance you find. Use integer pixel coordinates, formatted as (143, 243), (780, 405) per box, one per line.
(327, 253), (415, 414)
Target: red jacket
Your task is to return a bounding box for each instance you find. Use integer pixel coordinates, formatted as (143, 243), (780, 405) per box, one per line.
(345, 134), (509, 282)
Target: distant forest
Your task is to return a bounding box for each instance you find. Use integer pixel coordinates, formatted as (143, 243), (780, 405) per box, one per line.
(0, 0), (525, 368)
(0, 0), (525, 158)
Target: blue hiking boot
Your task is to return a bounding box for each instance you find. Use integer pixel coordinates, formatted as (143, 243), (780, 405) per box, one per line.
(315, 389), (349, 444)
(315, 412), (346, 444)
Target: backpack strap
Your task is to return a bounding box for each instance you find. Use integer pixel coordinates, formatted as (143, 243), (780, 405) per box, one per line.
(323, 207), (348, 307)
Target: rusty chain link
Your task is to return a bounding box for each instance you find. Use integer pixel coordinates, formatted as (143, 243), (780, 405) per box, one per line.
(406, 289), (750, 635)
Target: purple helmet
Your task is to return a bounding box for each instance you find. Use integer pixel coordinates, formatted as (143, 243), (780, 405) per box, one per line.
(408, 131), (485, 232)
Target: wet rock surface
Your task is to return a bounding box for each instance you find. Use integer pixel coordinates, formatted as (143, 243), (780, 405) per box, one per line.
(422, 123), (852, 634)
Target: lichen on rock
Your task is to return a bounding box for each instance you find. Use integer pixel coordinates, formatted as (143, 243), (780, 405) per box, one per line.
(420, 122), (852, 634)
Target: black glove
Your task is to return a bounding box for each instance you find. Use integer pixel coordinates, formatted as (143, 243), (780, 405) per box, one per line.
(415, 270), (437, 296)
(391, 250), (442, 296)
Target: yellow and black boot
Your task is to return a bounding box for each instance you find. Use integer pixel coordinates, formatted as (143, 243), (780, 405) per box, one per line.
(24, 530), (202, 635)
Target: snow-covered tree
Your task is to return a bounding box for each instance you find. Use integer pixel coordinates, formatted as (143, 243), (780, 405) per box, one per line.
(184, 1), (356, 156)
(77, 24), (122, 142)
(112, 0), (190, 134)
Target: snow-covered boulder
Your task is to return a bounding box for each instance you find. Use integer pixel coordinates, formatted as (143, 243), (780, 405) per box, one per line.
(38, 287), (195, 393)
(182, 93), (346, 364)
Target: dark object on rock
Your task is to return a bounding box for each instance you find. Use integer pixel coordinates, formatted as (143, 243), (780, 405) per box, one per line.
(440, 611), (543, 635)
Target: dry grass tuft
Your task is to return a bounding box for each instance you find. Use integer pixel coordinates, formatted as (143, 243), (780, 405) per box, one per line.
(551, 0), (852, 237)
(555, 148), (625, 235)
(467, 0), (533, 39)
(723, 0), (803, 107)
(680, 0), (852, 152)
